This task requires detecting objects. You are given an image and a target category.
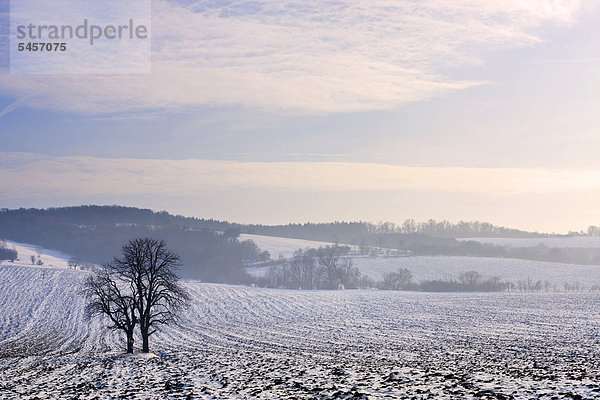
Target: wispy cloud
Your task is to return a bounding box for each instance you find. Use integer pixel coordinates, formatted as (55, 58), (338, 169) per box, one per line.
(0, 95), (34, 121)
(0, 0), (586, 114)
(2, 152), (600, 199)
(525, 57), (600, 65)
(83, 111), (167, 122)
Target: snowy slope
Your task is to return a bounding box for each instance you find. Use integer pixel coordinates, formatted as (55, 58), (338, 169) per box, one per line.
(351, 256), (600, 285)
(0, 240), (75, 269)
(459, 236), (600, 248)
(1, 264), (600, 398)
(249, 254), (600, 287)
(239, 233), (336, 258)
(239, 235), (600, 287)
(0, 265), (119, 358)
(2, 240), (600, 398)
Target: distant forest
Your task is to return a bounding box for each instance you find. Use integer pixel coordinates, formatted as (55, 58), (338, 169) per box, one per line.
(246, 220), (600, 265)
(245, 219), (547, 241)
(1, 206), (600, 283)
(0, 206), (268, 283)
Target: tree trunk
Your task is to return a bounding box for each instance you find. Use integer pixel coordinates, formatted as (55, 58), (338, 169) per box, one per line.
(141, 328), (150, 353)
(126, 332), (135, 354)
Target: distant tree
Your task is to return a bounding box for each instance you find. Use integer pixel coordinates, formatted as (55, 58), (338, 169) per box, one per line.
(0, 241), (17, 262)
(459, 270), (481, 288)
(238, 240), (270, 263)
(588, 226), (600, 237)
(0, 247), (17, 262)
(30, 255), (36, 265)
(223, 228), (241, 239)
(289, 249), (317, 289)
(380, 268), (413, 290)
(264, 245), (357, 290)
(318, 245), (340, 290)
(335, 258), (360, 289)
(258, 250), (271, 261)
(315, 245), (352, 289)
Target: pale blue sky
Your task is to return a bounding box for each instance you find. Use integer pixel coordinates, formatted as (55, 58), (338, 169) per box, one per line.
(1, 0), (599, 232)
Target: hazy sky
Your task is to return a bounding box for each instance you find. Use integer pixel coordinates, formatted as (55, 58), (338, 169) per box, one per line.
(1, 0), (599, 233)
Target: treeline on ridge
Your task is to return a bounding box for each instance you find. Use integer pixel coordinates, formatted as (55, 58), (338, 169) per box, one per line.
(244, 219), (546, 241)
(2, 206), (600, 278)
(0, 206), (268, 283)
(248, 221), (600, 265)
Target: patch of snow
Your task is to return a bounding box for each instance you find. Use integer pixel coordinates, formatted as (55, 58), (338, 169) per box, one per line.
(351, 255), (600, 286)
(118, 352), (159, 359)
(0, 240), (74, 269)
(239, 233), (336, 259)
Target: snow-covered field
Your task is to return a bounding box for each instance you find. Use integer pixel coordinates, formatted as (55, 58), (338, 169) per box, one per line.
(239, 234), (336, 259)
(2, 263), (600, 399)
(0, 240), (74, 269)
(351, 256), (600, 286)
(240, 234), (600, 287)
(460, 236), (600, 248)
(249, 255), (600, 288)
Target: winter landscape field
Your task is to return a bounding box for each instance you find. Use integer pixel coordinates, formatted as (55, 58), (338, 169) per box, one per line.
(4, 0), (600, 398)
(240, 235), (600, 290)
(459, 237), (600, 249)
(238, 234), (335, 259)
(2, 256), (600, 399)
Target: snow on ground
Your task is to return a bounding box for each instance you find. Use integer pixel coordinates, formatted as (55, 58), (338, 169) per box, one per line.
(0, 265), (117, 357)
(459, 236), (600, 248)
(351, 256), (600, 286)
(0, 240), (74, 269)
(240, 234), (600, 287)
(239, 234), (336, 259)
(248, 255), (600, 287)
(2, 263), (600, 399)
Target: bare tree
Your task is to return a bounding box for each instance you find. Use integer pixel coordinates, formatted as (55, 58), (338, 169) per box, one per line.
(265, 246), (357, 290)
(335, 258), (360, 289)
(289, 249), (317, 289)
(459, 270), (481, 288)
(83, 238), (190, 353)
(82, 268), (138, 353)
(380, 268), (413, 290)
(318, 245), (341, 290)
(112, 238), (190, 353)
